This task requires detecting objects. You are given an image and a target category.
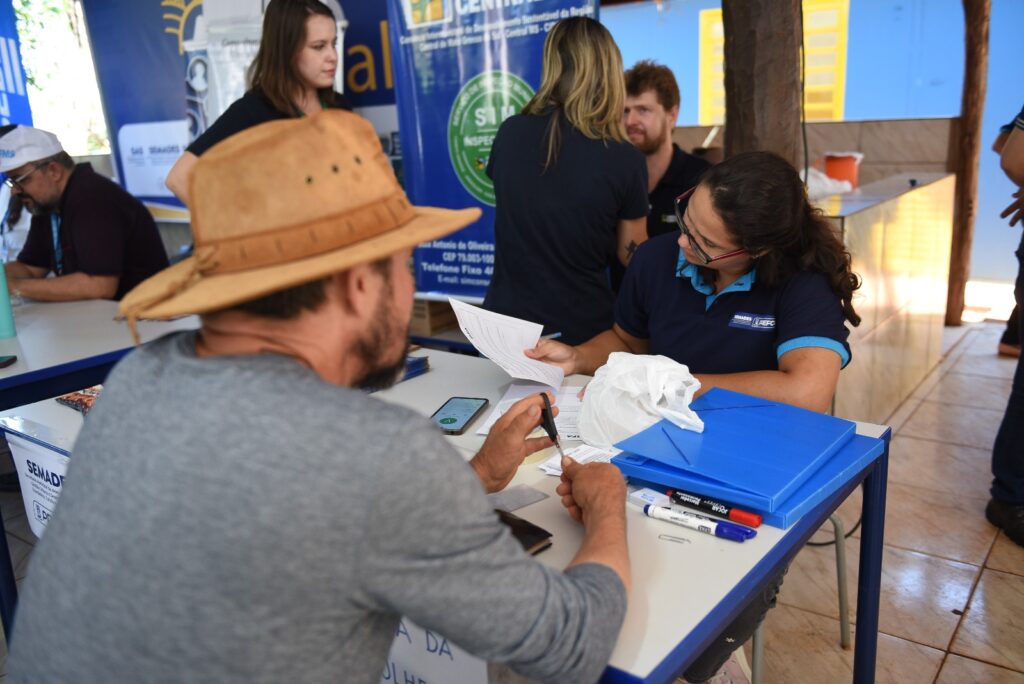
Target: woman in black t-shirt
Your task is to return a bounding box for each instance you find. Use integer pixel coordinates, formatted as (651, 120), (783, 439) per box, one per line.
(166, 0), (351, 204)
(483, 17), (649, 345)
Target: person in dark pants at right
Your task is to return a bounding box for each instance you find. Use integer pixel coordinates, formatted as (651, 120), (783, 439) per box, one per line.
(993, 119), (1021, 358)
(987, 105), (1024, 547)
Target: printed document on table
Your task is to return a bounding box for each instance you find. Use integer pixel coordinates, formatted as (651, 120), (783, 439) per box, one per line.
(477, 383), (584, 438)
(448, 298), (564, 388)
(539, 444), (620, 476)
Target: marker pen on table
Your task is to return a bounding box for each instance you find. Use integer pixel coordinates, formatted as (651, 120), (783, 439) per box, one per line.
(643, 505), (756, 543)
(666, 488), (763, 528)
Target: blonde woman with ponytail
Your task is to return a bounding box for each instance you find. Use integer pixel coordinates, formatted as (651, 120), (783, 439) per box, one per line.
(483, 17), (648, 345)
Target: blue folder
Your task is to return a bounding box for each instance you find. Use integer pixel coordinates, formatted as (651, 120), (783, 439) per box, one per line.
(611, 388), (857, 513)
(622, 434), (884, 528)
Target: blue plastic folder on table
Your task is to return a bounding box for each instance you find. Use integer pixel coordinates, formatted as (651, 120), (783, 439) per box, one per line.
(611, 389), (874, 526)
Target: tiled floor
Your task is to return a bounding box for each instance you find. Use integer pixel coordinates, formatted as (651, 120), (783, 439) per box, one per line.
(0, 324), (1021, 683)
(745, 321), (1024, 683)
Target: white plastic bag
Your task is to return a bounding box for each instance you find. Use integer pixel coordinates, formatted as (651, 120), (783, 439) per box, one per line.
(578, 352), (704, 449)
(800, 166), (852, 201)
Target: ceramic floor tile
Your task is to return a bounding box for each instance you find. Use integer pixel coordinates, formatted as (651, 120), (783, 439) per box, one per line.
(952, 569), (1024, 672)
(938, 327), (983, 371)
(887, 435), (991, 499)
(877, 481), (995, 564)
(950, 348), (1020, 380)
(898, 400), (1003, 451)
(987, 532), (1024, 577)
(966, 322), (1013, 351)
(6, 534), (31, 581)
(909, 364), (944, 400)
(881, 395), (923, 434)
(935, 654), (1024, 684)
(940, 323), (976, 358)
(752, 604), (943, 684)
(0, 493), (23, 524)
(923, 371), (1013, 412)
(807, 484), (862, 545)
(779, 543), (979, 649)
(1, 514), (34, 546)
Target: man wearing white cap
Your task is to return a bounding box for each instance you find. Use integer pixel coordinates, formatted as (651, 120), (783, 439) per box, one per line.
(8, 111), (630, 683)
(0, 124), (168, 300)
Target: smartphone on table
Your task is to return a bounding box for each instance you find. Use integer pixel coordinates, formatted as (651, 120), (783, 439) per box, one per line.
(430, 396), (489, 435)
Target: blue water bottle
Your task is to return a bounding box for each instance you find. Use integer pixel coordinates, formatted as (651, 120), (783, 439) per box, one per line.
(0, 264), (17, 339)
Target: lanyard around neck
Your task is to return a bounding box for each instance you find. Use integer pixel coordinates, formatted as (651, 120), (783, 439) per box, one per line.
(50, 214), (63, 276)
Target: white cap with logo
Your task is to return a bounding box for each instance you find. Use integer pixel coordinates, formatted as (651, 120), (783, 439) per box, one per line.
(0, 125), (64, 173)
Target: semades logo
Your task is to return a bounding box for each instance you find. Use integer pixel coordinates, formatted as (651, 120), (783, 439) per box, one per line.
(729, 312), (776, 331)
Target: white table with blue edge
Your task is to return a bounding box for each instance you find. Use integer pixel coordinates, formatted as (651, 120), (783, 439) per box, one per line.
(0, 299), (197, 639)
(1, 348), (889, 683)
(377, 350), (889, 684)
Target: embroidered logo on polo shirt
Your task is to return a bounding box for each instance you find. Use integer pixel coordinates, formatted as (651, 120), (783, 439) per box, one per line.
(729, 312), (776, 331)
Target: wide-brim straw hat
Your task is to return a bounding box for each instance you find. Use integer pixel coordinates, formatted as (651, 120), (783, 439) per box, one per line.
(118, 110), (480, 333)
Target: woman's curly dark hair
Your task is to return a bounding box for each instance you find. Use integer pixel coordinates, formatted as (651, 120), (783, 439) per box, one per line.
(700, 151), (861, 326)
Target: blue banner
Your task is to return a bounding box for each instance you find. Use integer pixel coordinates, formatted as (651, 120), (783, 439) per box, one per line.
(387, 0), (597, 298)
(80, 0), (197, 218)
(344, 2), (395, 109)
(343, 2), (401, 182)
(79, 0), (395, 219)
(0, 0), (32, 127)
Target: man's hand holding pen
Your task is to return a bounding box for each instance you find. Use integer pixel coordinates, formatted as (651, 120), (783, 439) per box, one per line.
(471, 393), (556, 493)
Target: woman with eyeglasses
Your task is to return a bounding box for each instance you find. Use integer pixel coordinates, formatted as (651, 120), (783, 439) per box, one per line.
(483, 17), (649, 345)
(529, 150), (861, 414)
(165, 0), (350, 204)
(531, 149), (861, 683)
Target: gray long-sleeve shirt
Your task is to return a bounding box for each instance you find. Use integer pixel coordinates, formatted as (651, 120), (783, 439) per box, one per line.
(8, 332), (625, 683)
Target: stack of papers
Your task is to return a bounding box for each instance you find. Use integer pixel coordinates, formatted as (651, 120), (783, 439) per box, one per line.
(538, 444), (619, 476)
(448, 299), (564, 388)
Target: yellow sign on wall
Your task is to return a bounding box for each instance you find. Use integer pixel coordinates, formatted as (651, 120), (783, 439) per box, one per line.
(698, 0), (849, 125)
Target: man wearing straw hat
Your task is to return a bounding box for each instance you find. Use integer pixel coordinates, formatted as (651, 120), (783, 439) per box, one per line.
(9, 112), (630, 683)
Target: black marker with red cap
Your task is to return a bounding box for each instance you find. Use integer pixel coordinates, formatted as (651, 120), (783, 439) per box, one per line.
(666, 488), (763, 528)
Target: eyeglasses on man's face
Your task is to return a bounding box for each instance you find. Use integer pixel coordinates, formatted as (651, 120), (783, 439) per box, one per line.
(673, 186), (748, 265)
(3, 163), (46, 191)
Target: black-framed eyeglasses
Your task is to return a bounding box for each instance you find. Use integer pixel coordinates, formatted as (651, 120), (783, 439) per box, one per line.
(673, 186), (748, 265)
(3, 163), (45, 190)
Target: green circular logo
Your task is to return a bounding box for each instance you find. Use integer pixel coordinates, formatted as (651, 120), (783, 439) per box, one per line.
(439, 417), (457, 425)
(448, 71), (534, 206)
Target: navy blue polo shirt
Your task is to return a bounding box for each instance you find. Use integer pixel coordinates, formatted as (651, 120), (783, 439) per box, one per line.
(616, 232), (851, 374)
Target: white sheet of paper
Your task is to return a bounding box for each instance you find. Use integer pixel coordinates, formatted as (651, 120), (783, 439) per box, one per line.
(448, 298), (564, 388)
(539, 444), (620, 476)
(476, 383), (584, 439)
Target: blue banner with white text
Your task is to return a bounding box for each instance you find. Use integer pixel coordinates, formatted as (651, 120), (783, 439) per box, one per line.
(387, 0), (597, 298)
(0, 0), (32, 127)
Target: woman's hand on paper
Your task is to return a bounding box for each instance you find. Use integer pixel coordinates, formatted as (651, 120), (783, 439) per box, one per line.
(472, 393), (556, 493)
(525, 339), (579, 375)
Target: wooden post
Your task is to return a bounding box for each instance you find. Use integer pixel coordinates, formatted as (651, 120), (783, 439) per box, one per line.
(946, 0), (990, 325)
(721, 0), (803, 167)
